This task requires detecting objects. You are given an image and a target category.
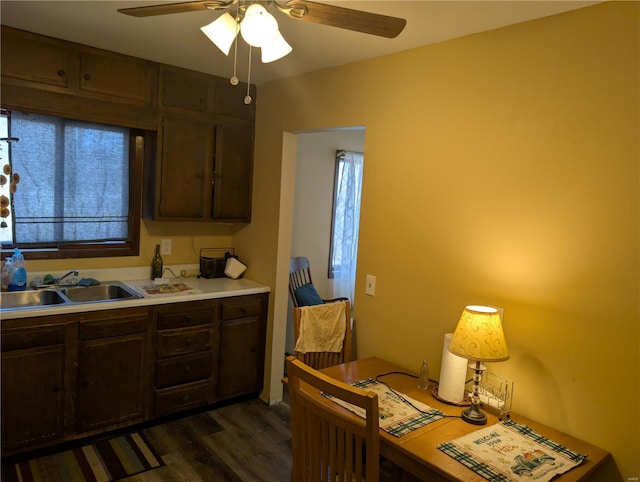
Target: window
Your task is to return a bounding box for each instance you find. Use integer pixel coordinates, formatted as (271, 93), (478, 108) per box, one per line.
(0, 110), (144, 259)
(328, 150), (363, 302)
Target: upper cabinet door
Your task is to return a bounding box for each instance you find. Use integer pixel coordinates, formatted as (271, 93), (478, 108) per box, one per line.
(79, 50), (155, 106)
(214, 78), (256, 121)
(1, 28), (72, 88)
(157, 116), (212, 219)
(213, 122), (254, 221)
(159, 66), (209, 114)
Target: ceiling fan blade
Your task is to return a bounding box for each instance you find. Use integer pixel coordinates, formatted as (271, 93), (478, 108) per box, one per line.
(282, 0), (406, 38)
(118, 1), (233, 17)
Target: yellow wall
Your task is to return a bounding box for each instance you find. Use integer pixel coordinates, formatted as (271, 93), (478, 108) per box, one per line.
(25, 220), (235, 273)
(241, 2), (639, 479)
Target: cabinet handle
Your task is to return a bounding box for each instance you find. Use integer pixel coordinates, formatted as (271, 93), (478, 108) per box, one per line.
(182, 395), (190, 402)
(84, 73), (92, 81)
(81, 379), (91, 388)
(57, 70), (65, 77)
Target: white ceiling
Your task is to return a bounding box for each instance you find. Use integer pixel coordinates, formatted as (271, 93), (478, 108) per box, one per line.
(1, 1), (601, 86)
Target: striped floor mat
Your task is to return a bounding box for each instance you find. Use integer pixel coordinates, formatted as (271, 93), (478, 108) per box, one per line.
(2, 432), (164, 482)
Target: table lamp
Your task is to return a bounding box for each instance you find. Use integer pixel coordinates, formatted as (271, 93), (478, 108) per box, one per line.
(448, 305), (509, 425)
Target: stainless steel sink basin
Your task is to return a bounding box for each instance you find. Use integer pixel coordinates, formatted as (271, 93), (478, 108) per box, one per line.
(1, 281), (143, 312)
(60, 282), (142, 303)
(1, 289), (68, 309)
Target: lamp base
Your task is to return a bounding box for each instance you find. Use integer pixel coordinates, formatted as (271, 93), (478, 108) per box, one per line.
(461, 403), (487, 425)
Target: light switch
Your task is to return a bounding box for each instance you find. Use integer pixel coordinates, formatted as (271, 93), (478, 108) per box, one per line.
(365, 275), (376, 296)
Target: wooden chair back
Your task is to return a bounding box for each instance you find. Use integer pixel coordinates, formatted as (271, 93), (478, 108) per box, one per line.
(289, 257), (351, 308)
(289, 257), (313, 307)
(286, 356), (380, 482)
(293, 300), (352, 370)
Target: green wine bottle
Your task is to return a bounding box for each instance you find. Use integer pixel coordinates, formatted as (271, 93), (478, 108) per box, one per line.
(151, 244), (163, 280)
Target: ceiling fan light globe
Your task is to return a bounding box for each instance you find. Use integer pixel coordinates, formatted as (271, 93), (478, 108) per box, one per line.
(261, 31), (292, 63)
(240, 3), (278, 47)
(201, 12), (238, 55)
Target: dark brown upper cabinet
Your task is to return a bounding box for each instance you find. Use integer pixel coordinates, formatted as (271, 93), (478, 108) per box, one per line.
(143, 65), (255, 223)
(1, 27), (158, 129)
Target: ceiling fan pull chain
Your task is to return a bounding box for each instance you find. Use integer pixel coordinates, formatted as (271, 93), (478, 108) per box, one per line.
(244, 46), (253, 104)
(230, 35), (239, 85)
(230, 2), (240, 85)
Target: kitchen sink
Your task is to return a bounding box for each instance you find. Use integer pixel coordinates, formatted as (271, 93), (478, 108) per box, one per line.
(1, 289), (68, 309)
(1, 281), (143, 311)
(60, 282), (142, 303)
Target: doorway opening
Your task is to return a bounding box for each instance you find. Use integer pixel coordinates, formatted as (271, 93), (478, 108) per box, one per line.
(286, 127), (365, 355)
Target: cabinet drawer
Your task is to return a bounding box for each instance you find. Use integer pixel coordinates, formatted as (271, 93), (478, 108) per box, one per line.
(157, 307), (213, 330)
(79, 314), (148, 341)
(154, 381), (209, 417)
(221, 296), (262, 320)
(1, 325), (65, 351)
(155, 352), (212, 388)
(157, 327), (212, 358)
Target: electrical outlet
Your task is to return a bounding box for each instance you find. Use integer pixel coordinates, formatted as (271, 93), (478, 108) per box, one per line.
(365, 275), (376, 296)
(160, 239), (172, 256)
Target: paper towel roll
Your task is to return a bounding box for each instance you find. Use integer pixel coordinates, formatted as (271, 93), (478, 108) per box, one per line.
(438, 333), (468, 403)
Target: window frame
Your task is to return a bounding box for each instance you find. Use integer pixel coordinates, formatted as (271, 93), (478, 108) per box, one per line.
(0, 111), (147, 260)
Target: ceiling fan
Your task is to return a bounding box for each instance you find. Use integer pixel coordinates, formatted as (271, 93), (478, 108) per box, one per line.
(119, 1), (406, 104)
(117, 0), (407, 39)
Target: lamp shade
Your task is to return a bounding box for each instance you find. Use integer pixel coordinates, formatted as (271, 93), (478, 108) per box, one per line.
(448, 305), (509, 362)
(261, 30), (292, 63)
(201, 12), (238, 55)
(240, 4), (278, 47)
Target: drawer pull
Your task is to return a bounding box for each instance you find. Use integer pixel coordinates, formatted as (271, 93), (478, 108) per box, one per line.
(182, 395), (190, 402)
(57, 70), (65, 77)
(84, 73), (92, 80)
(183, 366), (191, 372)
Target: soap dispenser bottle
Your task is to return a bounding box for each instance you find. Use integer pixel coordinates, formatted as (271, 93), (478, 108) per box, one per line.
(151, 244), (163, 280)
(1, 257), (12, 291)
(8, 248), (27, 291)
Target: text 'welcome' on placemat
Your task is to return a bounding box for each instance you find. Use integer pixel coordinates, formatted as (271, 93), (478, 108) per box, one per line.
(438, 420), (587, 482)
(324, 378), (444, 437)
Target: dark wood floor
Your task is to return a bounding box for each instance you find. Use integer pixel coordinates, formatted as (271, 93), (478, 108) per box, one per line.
(2, 396), (420, 482)
(125, 398), (292, 482)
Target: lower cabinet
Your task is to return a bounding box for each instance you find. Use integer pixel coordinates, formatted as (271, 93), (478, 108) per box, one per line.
(217, 294), (268, 399)
(76, 311), (149, 433)
(0, 292), (269, 456)
(1, 323), (67, 452)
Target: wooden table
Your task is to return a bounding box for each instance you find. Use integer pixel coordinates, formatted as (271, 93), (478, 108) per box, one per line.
(320, 357), (611, 482)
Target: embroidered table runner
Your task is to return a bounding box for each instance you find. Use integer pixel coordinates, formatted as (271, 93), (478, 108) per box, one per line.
(438, 420), (587, 481)
(324, 378), (444, 437)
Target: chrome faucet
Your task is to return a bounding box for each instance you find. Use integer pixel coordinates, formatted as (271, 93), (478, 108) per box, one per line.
(54, 270), (79, 285)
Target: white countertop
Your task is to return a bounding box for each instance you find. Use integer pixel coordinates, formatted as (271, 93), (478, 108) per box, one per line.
(1, 274), (270, 320)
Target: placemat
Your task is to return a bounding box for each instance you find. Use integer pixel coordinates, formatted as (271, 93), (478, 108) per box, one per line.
(324, 378), (444, 437)
(437, 420), (587, 481)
